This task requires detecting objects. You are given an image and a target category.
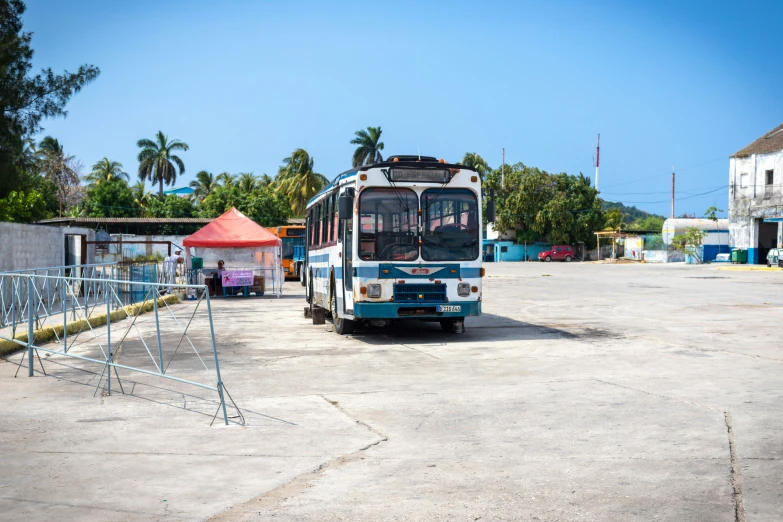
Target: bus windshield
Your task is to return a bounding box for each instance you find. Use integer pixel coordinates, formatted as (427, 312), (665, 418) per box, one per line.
(359, 188), (419, 261)
(281, 237), (301, 259)
(421, 189), (480, 261)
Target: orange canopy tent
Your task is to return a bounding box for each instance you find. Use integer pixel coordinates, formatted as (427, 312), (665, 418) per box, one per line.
(183, 207), (281, 248)
(183, 208), (283, 297)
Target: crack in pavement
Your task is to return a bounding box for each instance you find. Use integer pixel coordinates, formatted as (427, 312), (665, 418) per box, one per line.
(592, 378), (721, 412)
(319, 394), (388, 441)
(724, 410), (746, 522)
(207, 396), (388, 522)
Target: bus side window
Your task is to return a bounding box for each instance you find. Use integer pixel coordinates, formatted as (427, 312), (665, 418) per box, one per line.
(338, 196), (343, 241)
(315, 204), (321, 247)
(305, 209), (313, 248)
(332, 191), (343, 241)
(325, 194), (330, 243)
(319, 202), (325, 246)
(330, 192), (337, 243)
(326, 193), (333, 243)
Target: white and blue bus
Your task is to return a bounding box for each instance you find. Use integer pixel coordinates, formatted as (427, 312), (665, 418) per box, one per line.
(304, 155), (493, 335)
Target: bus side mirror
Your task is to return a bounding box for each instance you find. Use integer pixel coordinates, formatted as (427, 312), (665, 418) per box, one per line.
(486, 198), (496, 223)
(338, 195), (353, 220)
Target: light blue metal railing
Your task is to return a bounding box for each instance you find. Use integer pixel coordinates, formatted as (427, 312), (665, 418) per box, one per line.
(0, 270), (241, 426)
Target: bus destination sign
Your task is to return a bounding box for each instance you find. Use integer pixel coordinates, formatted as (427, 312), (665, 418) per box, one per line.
(389, 168), (450, 183)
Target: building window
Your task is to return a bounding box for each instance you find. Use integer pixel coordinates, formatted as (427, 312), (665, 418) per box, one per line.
(740, 173), (749, 187)
(766, 170), (774, 185)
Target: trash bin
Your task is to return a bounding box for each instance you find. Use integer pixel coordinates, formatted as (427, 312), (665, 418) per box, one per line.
(731, 249), (747, 264)
(191, 257), (204, 269)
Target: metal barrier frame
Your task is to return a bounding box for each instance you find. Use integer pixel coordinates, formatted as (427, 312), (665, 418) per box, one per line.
(0, 271), (240, 426)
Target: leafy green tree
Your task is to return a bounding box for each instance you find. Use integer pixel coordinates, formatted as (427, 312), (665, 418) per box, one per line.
(484, 163), (602, 247)
(704, 206), (723, 221)
(136, 130), (189, 196)
(704, 205), (725, 255)
(0, 190), (47, 222)
(276, 149), (328, 216)
(236, 189), (291, 227)
(85, 158), (128, 187)
(629, 215), (665, 232)
(0, 0), (99, 198)
(350, 126), (384, 167)
(601, 200), (663, 224)
(145, 194), (194, 219)
(198, 185), (291, 227)
(189, 170), (216, 202)
(461, 152), (491, 180)
(79, 179), (140, 218)
(672, 226), (707, 263)
(142, 193), (195, 232)
(197, 185), (235, 218)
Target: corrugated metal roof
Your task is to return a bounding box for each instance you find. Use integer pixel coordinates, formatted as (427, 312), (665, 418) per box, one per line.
(732, 123), (783, 157)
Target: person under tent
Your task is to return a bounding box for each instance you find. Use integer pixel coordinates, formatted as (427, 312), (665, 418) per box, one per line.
(163, 249), (183, 294)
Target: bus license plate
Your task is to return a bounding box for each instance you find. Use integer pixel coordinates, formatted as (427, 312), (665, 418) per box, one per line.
(437, 305), (461, 313)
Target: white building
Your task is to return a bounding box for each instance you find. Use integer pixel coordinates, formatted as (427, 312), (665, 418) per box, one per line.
(729, 123), (783, 264)
(662, 218), (729, 261)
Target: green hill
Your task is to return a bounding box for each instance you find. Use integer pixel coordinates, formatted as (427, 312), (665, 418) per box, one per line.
(601, 200), (665, 223)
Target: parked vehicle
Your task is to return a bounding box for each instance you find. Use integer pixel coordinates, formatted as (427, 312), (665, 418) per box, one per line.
(303, 155), (486, 335)
(538, 245), (574, 262)
(267, 225), (306, 282)
(766, 248), (783, 267)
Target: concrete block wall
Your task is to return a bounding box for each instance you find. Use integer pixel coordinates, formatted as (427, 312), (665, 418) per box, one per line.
(0, 223), (95, 272)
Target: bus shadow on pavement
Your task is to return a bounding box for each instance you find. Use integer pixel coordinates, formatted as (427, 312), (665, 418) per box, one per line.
(349, 313), (576, 344)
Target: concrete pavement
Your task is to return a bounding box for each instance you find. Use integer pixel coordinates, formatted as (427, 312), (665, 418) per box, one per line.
(1, 262), (782, 521)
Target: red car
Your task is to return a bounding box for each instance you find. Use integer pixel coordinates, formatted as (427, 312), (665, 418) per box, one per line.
(538, 245), (574, 262)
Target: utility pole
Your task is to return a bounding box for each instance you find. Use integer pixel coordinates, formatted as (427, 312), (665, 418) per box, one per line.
(501, 148), (505, 190)
(595, 133), (600, 191)
(671, 163), (675, 218)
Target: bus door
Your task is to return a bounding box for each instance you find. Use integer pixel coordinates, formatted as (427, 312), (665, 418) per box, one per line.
(340, 218), (353, 314)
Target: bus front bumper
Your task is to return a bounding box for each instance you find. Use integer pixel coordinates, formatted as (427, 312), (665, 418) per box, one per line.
(352, 301), (481, 319)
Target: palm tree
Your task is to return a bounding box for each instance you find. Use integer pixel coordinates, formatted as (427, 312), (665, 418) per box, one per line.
(85, 158), (128, 187)
(258, 173), (273, 188)
(38, 136), (79, 216)
(237, 172), (257, 193)
(276, 148), (329, 215)
(350, 126), (384, 167)
(602, 208), (628, 259)
(217, 172), (235, 188)
(136, 131), (189, 196)
(131, 181), (152, 209)
(461, 153), (491, 180)
(189, 170), (217, 202)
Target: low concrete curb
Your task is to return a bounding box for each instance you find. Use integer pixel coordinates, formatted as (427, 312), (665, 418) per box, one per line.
(0, 294), (180, 357)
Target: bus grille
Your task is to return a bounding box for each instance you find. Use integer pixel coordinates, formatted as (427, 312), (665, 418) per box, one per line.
(394, 283), (447, 303)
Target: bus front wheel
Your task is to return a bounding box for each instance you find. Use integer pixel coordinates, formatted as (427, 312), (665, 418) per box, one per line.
(331, 288), (355, 335)
(440, 318), (465, 334)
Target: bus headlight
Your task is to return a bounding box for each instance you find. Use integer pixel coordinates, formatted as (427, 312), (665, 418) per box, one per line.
(367, 284), (382, 298)
(457, 282), (470, 297)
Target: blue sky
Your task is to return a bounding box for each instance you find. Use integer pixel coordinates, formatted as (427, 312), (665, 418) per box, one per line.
(23, 0), (783, 217)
